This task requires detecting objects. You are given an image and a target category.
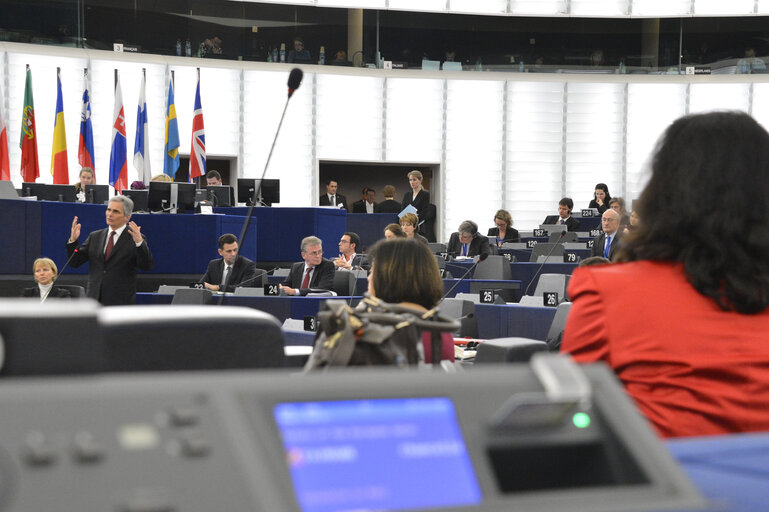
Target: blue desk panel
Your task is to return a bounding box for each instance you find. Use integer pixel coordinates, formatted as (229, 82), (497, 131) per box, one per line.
(0, 199), (41, 273)
(475, 303), (557, 340)
(446, 261), (578, 299)
(346, 213), (398, 251)
(214, 207), (346, 261)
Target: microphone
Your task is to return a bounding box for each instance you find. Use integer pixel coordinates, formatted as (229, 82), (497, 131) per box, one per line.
(524, 231), (566, 296)
(42, 246), (81, 303)
(287, 68), (303, 98)
(233, 267), (279, 288)
(438, 253), (489, 305)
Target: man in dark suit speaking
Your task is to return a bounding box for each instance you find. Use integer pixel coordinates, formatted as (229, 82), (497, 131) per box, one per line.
(201, 233), (256, 292)
(67, 195), (154, 305)
(279, 236), (335, 296)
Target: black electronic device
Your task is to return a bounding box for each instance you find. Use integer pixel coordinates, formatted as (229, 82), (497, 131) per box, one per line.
(22, 183), (77, 202)
(206, 185), (234, 207)
(148, 182), (197, 213)
(121, 189), (149, 212)
(237, 178), (280, 206)
(0, 358), (708, 512)
(21, 181), (46, 198)
(85, 184), (110, 204)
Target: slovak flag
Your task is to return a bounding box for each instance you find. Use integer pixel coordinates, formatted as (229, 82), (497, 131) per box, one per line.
(78, 76), (95, 170)
(108, 72), (128, 193)
(133, 73), (151, 185)
(189, 70), (205, 181)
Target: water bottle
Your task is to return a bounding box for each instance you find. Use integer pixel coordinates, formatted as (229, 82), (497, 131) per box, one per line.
(185, 39), (192, 57)
(319, 46), (325, 65)
(272, 47), (278, 63)
(741, 61), (748, 74)
(176, 39), (182, 56)
(619, 59), (626, 74)
(280, 43), (286, 63)
(267, 48), (273, 62)
(518, 60), (524, 72)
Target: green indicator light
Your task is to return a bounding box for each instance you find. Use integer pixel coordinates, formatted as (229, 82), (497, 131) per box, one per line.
(572, 412), (591, 429)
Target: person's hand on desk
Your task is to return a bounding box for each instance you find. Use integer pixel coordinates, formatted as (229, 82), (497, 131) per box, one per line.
(203, 282), (220, 291)
(279, 284), (298, 296)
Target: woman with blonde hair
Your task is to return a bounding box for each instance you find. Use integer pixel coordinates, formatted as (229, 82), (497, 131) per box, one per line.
(21, 258), (72, 300)
(400, 212), (428, 245)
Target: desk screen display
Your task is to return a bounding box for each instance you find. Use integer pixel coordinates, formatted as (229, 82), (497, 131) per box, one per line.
(274, 397), (481, 512)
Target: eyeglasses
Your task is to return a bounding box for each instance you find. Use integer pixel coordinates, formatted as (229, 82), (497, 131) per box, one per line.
(305, 250), (323, 256)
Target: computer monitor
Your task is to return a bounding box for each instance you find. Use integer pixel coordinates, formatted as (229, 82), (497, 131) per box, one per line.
(36, 184), (78, 202)
(147, 182), (197, 213)
(237, 179), (280, 206)
(122, 189), (149, 212)
(85, 184), (110, 204)
(205, 185), (234, 207)
(21, 182), (46, 198)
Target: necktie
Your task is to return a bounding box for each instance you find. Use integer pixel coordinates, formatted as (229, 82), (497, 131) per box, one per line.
(223, 265), (232, 289)
(462, 244), (468, 256)
(301, 267), (312, 289)
(604, 236), (612, 258)
(560, 219), (566, 225)
(331, 195), (336, 206)
(104, 231), (116, 260)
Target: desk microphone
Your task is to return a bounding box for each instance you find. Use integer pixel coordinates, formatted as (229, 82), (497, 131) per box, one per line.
(524, 230), (565, 296)
(438, 253), (488, 305)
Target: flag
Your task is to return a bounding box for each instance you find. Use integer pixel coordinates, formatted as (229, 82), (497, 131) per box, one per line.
(189, 72), (205, 181)
(19, 67), (40, 183)
(163, 78), (180, 178)
(50, 71), (68, 184)
(133, 73), (151, 184)
(78, 76), (95, 171)
(108, 72), (128, 193)
(0, 81), (9, 181)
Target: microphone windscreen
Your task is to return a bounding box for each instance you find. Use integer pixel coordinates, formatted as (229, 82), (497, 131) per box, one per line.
(287, 68), (303, 96)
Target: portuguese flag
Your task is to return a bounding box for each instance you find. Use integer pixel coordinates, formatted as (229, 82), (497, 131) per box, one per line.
(19, 66), (39, 183)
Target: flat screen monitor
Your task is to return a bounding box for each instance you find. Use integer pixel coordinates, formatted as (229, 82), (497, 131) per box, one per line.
(273, 397), (482, 512)
(205, 185), (234, 207)
(148, 182), (197, 213)
(37, 184), (78, 202)
(85, 184), (110, 204)
(237, 179), (280, 206)
(21, 182), (46, 198)
(122, 189), (149, 212)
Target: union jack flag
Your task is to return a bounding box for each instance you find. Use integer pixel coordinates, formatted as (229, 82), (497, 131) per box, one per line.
(189, 70), (205, 181)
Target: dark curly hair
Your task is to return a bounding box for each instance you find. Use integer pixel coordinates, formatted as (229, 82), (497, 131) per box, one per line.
(617, 111), (769, 313)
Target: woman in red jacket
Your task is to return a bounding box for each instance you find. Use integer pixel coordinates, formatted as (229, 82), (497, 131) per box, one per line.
(562, 111), (769, 438)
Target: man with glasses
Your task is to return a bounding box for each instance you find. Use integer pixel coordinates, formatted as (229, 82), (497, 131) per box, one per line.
(333, 232), (363, 270)
(280, 236), (335, 295)
(591, 209), (622, 261)
(446, 220), (491, 259)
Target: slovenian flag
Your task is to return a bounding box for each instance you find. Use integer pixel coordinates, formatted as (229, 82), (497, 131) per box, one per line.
(108, 71), (128, 193)
(50, 70), (68, 184)
(163, 77), (180, 178)
(133, 72), (151, 185)
(189, 70), (205, 182)
(0, 80), (9, 181)
(78, 74), (95, 171)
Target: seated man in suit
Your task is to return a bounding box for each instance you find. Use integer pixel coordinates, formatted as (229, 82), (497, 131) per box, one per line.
(21, 257), (72, 301)
(446, 220), (491, 258)
(352, 187), (377, 213)
(591, 209), (622, 261)
(543, 197), (581, 231)
(319, 179), (347, 211)
(280, 236), (335, 296)
(375, 185), (402, 214)
(201, 233), (256, 292)
(67, 195), (154, 305)
(333, 231), (365, 270)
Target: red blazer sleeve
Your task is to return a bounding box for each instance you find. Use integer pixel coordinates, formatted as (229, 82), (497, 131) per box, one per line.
(560, 267), (611, 364)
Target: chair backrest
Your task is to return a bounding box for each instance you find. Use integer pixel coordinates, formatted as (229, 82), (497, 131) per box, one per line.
(518, 295), (546, 307)
(545, 301), (572, 351)
(332, 270), (356, 296)
(99, 305), (285, 371)
(282, 318), (305, 331)
(428, 242), (447, 254)
(172, 288), (213, 305)
(0, 299), (107, 376)
(55, 284), (86, 298)
(549, 231), (578, 243)
(440, 298), (478, 338)
(533, 273), (570, 301)
(273, 268), (291, 278)
(473, 255), (513, 281)
(474, 337), (549, 363)
(433, 254), (446, 269)
(529, 243), (565, 262)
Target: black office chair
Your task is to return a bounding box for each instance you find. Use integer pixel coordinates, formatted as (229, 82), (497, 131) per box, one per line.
(529, 243), (565, 262)
(99, 305), (285, 372)
(545, 301), (572, 351)
(171, 288), (213, 304)
(332, 270), (356, 296)
(549, 231), (578, 243)
(440, 298), (478, 338)
(55, 284), (87, 298)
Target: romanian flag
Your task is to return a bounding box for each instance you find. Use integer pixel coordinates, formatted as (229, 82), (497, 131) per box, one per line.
(189, 70), (205, 181)
(133, 73), (151, 184)
(78, 76), (95, 170)
(108, 72), (128, 193)
(0, 81), (9, 181)
(19, 67), (39, 183)
(50, 71), (68, 184)
(163, 78), (180, 178)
